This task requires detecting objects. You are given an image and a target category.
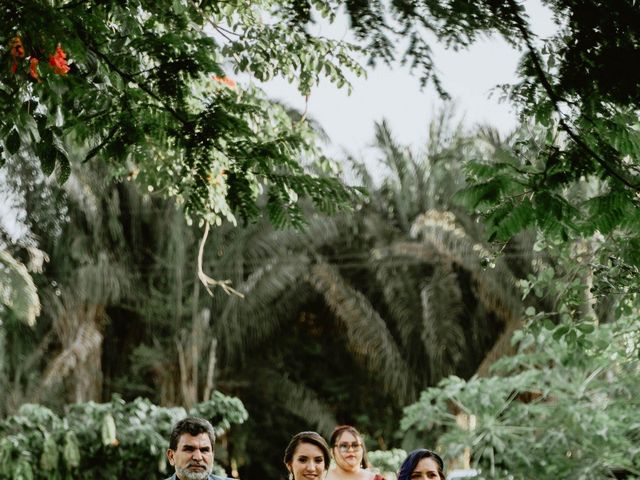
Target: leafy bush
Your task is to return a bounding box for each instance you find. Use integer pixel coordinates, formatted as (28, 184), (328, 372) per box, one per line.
(368, 448), (407, 479)
(0, 394), (247, 479)
(400, 317), (640, 479)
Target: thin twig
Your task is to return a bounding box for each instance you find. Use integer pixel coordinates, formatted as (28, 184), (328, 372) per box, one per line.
(297, 94), (310, 126)
(187, 0), (241, 41)
(83, 124), (120, 163)
(89, 44), (189, 126)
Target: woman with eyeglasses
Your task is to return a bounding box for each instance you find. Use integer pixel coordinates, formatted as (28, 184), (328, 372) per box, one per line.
(326, 425), (385, 480)
(397, 448), (446, 480)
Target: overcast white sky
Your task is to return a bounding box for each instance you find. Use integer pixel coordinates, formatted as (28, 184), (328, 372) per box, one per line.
(255, 0), (557, 159)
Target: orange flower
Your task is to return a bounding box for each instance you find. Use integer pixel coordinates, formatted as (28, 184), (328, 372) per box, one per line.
(212, 75), (236, 88)
(29, 57), (41, 81)
(9, 36), (25, 59)
(49, 44), (70, 75)
(9, 36), (24, 74)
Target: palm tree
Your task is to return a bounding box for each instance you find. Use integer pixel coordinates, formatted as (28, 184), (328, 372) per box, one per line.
(198, 107), (535, 478)
(0, 105), (539, 478)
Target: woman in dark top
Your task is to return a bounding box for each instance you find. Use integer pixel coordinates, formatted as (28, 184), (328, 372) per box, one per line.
(397, 448), (446, 480)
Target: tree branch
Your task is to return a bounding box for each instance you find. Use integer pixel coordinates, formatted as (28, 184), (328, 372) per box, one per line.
(505, 0), (640, 191)
(197, 221), (244, 298)
(89, 45), (189, 126)
(72, 19), (190, 127)
(83, 124), (120, 163)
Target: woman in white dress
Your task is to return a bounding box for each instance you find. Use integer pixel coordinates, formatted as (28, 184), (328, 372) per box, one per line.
(326, 425), (385, 480)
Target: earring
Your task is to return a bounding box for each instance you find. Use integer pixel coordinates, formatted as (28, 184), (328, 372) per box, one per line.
(289, 473), (293, 480)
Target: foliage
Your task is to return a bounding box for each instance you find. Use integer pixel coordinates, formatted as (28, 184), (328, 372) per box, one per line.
(5, 1), (638, 233)
(190, 391), (249, 437)
(203, 114), (540, 478)
(427, 2), (640, 299)
(400, 316), (640, 479)
(332, 0), (640, 239)
(2, 2), (639, 479)
(0, 393), (247, 480)
(1, 0), (365, 228)
(368, 448), (407, 478)
(210, 111), (518, 407)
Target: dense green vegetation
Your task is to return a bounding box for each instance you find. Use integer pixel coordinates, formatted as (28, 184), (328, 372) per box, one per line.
(402, 315), (640, 479)
(2, 1), (640, 479)
(0, 394), (247, 479)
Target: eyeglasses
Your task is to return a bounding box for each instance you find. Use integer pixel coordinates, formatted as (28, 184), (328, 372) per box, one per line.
(335, 442), (362, 453)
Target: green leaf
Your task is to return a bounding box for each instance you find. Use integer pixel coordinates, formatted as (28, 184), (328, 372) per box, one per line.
(576, 323), (595, 334)
(6, 130), (21, 154)
(495, 198), (535, 241)
(39, 143), (58, 176)
(453, 180), (501, 209)
(552, 325), (570, 341)
(55, 153), (71, 184)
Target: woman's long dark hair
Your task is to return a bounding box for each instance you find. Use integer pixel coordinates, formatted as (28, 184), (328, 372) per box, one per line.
(397, 448), (446, 480)
(284, 431), (331, 471)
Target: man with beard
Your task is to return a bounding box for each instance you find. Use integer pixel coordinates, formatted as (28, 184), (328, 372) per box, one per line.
(165, 417), (229, 480)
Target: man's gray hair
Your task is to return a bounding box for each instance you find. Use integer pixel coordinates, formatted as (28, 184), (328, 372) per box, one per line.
(168, 416), (216, 451)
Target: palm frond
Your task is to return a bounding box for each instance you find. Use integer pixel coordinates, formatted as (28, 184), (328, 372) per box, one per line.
(370, 244), (435, 367)
(345, 153), (377, 193)
(411, 211), (522, 328)
(309, 261), (416, 402)
(40, 294), (105, 396)
(374, 261), (423, 354)
(426, 104), (465, 161)
(372, 241), (438, 262)
(245, 214), (341, 260)
(410, 211), (524, 375)
(420, 264), (466, 381)
(216, 255), (312, 363)
(258, 368), (337, 436)
(374, 120), (409, 186)
(74, 254), (131, 304)
(0, 249), (40, 325)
